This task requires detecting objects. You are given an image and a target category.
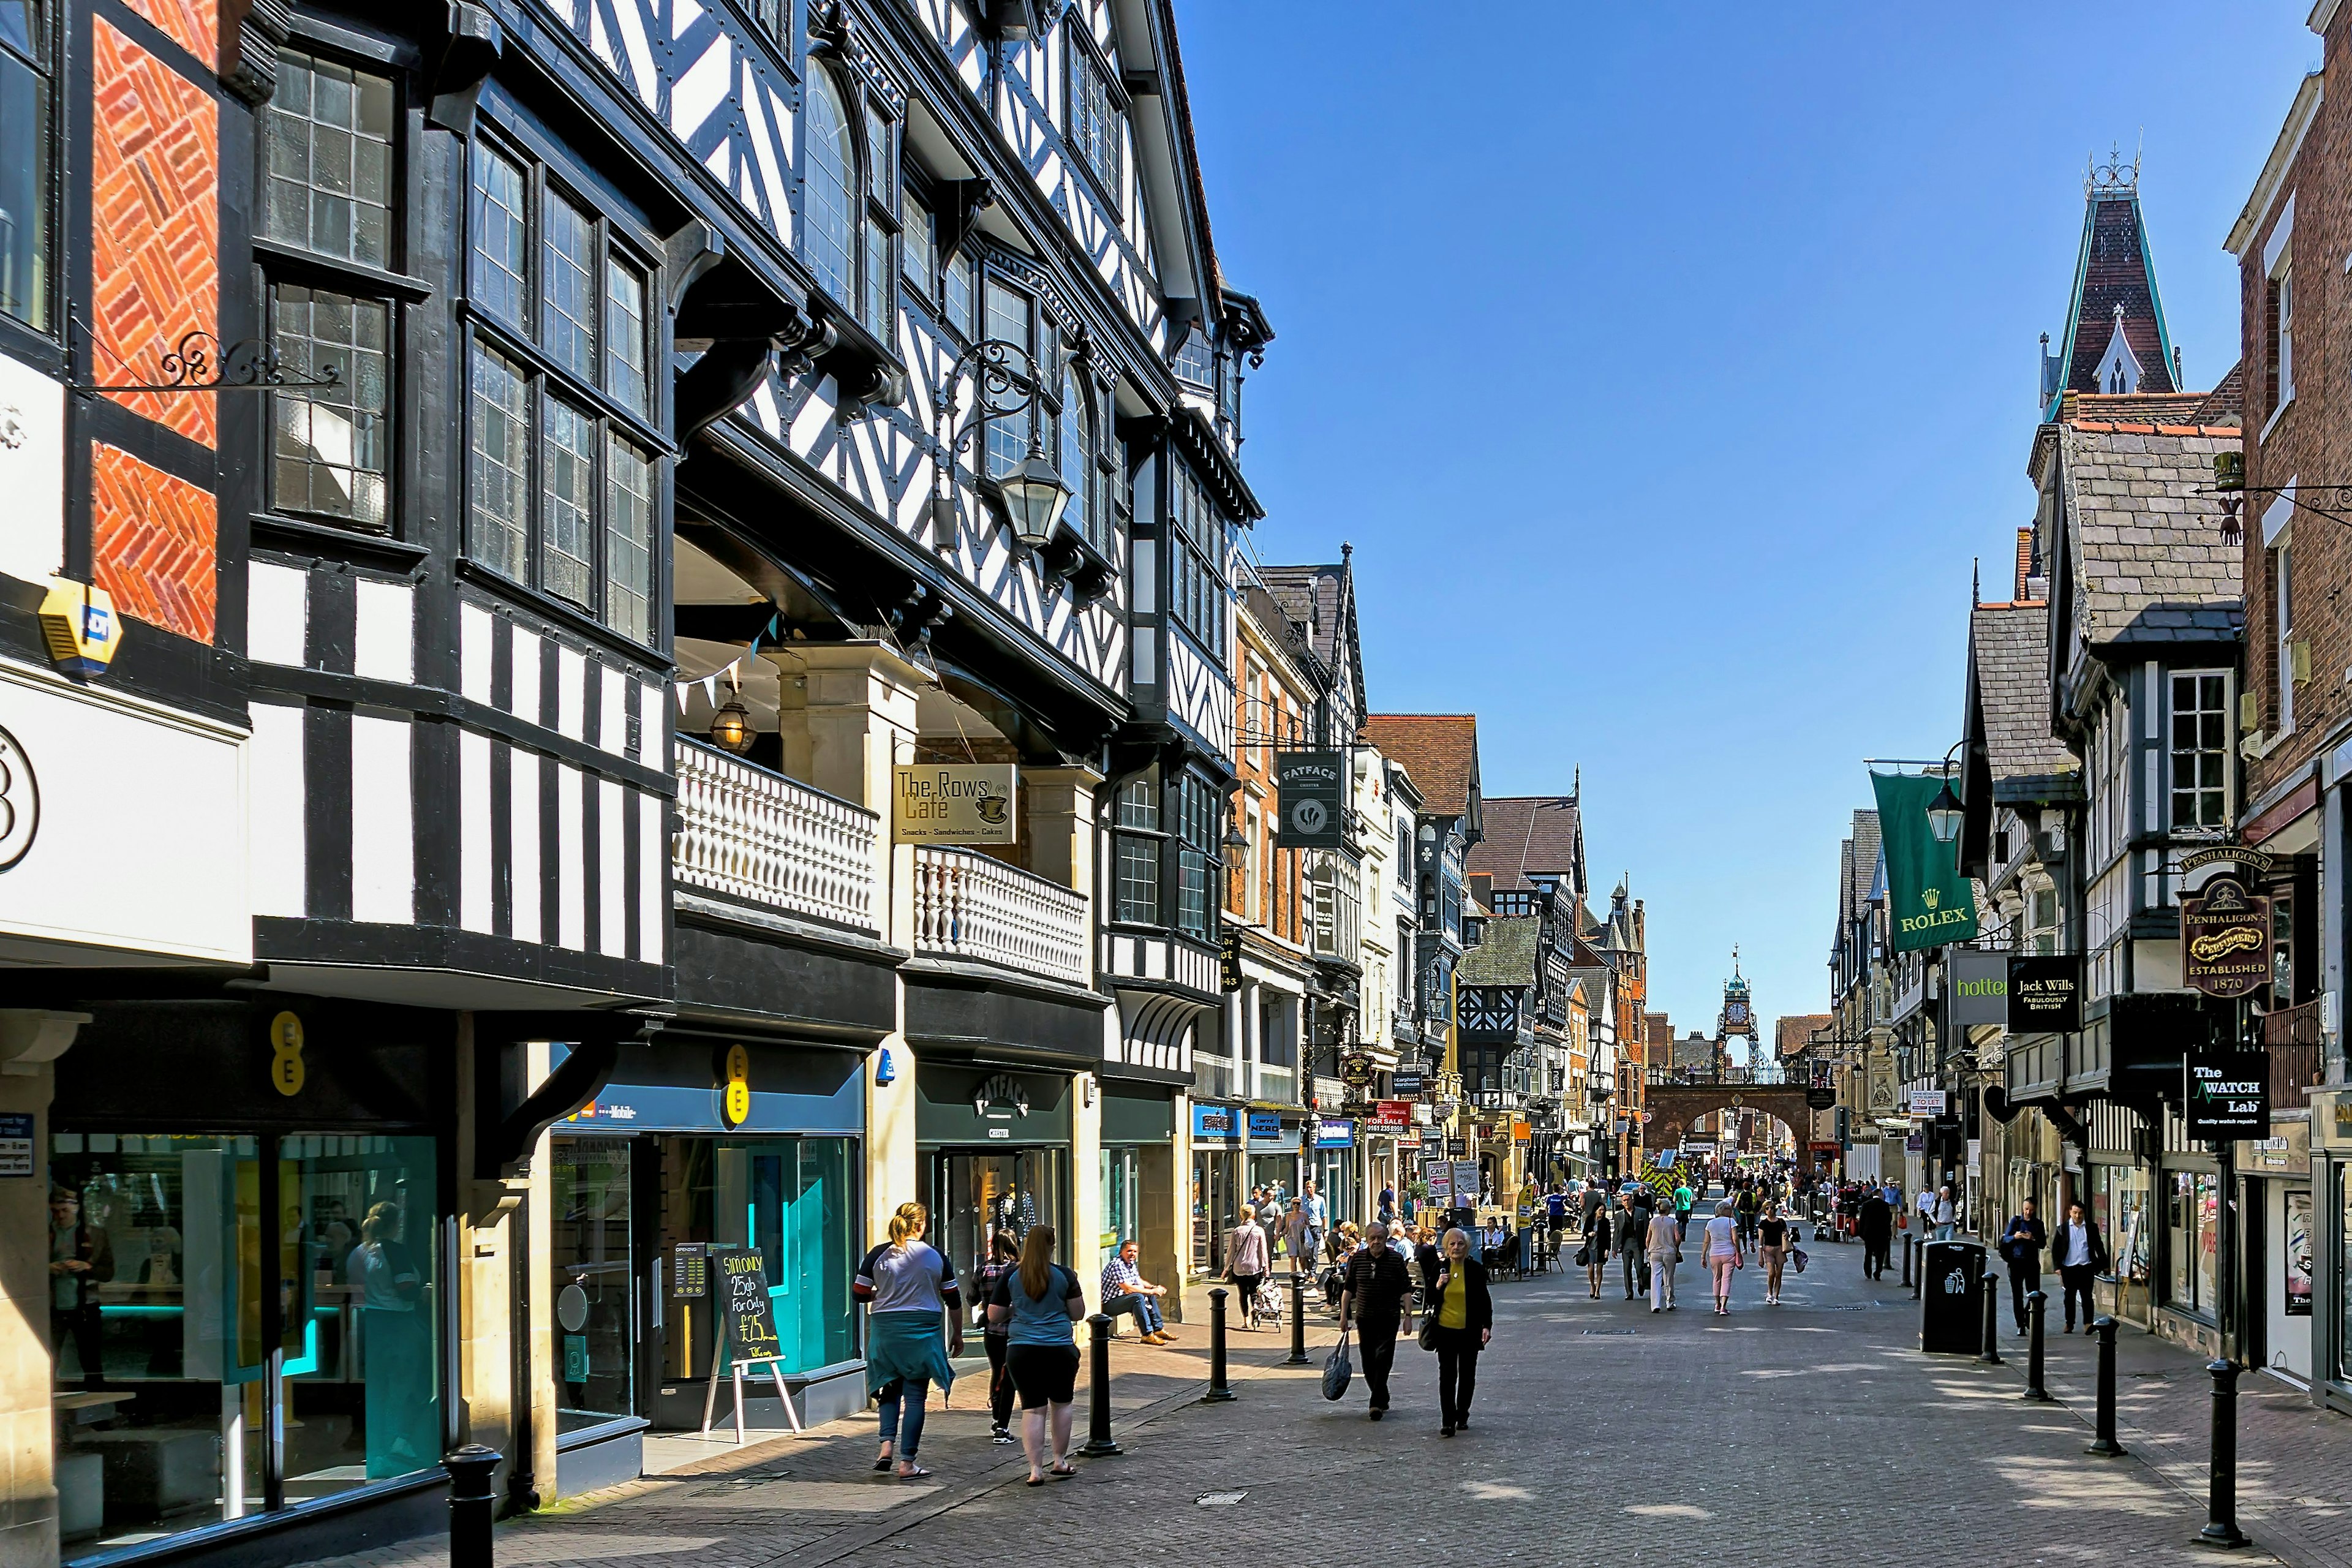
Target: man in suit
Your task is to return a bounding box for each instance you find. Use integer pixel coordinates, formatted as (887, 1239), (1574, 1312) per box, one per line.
(2049, 1199), (2110, 1332)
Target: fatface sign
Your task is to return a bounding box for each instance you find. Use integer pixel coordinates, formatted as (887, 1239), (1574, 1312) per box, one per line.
(2007, 956), (2082, 1033)
(2182, 874), (2272, 1000)
(1275, 751), (1346, 849)
(891, 763), (1017, 845)
(2185, 1050), (2269, 1138)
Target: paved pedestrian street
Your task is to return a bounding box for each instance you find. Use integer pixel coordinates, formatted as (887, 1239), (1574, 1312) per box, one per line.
(303, 1237), (2348, 1568)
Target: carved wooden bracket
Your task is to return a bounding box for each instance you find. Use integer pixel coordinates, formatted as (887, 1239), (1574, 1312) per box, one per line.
(428, 1), (505, 135)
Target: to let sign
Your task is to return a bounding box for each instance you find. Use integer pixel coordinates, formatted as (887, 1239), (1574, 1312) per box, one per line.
(2183, 874), (2272, 1000)
(2007, 956), (2083, 1033)
(2185, 1051), (2269, 1138)
(891, 763), (1017, 845)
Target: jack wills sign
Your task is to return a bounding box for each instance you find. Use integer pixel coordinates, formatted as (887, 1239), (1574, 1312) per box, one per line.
(2007, 956), (2082, 1034)
(2182, 874), (2272, 1000)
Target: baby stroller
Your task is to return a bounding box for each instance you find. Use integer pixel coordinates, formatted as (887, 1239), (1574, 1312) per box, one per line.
(1247, 1272), (1287, 1330)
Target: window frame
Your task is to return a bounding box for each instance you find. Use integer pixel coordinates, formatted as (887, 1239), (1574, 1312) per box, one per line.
(257, 45), (411, 536)
(2276, 536), (2295, 734)
(1167, 456), (1225, 652)
(802, 63), (899, 342)
(1114, 771), (1163, 926)
(2166, 669), (2231, 834)
(461, 124), (668, 650)
(0, 0), (57, 339)
(1061, 18), (1125, 212)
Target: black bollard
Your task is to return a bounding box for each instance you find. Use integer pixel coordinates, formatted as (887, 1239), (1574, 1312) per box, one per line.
(1902, 1234), (1914, 1288)
(2023, 1290), (2052, 1401)
(2086, 1316), (2127, 1457)
(1284, 1271), (1311, 1366)
(446, 1444), (502, 1568)
(1203, 1287), (1235, 1403)
(2199, 1359), (2248, 1548)
(1978, 1272), (2003, 1365)
(1080, 1313), (1121, 1456)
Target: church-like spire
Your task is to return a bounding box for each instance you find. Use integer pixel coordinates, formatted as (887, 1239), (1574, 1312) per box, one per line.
(2041, 144), (2177, 418)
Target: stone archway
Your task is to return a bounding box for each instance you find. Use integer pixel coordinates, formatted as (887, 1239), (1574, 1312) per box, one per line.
(1645, 1084), (1821, 1175)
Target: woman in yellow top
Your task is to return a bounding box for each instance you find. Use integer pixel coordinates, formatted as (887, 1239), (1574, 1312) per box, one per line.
(1426, 1227), (1493, 1437)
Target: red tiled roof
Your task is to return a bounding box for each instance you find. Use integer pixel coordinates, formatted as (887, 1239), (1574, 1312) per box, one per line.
(1359, 714), (1480, 815)
(1776, 1014), (1834, 1059)
(2067, 420), (2239, 437)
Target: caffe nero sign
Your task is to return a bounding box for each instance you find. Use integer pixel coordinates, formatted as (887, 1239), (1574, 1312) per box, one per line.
(1275, 751), (1347, 850)
(2006, 956), (2082, 1034)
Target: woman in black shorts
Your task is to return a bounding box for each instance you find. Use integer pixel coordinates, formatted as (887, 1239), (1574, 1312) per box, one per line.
(1757, 1204), (1791, 1305)
(988, 1224), (1086, 1485)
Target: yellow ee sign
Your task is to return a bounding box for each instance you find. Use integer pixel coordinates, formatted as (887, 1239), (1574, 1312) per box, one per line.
(721, 1044), (751, 1128)
(268, 1012), (306, 1097)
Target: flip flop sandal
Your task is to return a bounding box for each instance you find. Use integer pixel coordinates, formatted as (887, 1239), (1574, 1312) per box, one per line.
(899, 1464), (933, 1480)
(872, 1455), (893, 1472)
(1048, 1463), (1078, 1478)
(1026, 1476), (1047, 1488)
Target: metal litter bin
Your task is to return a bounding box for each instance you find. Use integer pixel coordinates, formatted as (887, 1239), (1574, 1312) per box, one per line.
(1920, 1239), (1986, 1354)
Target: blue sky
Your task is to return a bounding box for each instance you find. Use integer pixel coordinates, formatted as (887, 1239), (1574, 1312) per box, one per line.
(1178, 4), (2318, 1039)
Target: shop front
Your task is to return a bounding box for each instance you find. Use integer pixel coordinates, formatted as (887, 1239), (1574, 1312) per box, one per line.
(1099, 1082), (1179, 1288)
(1247, 1112), (1303, 1262)
(2088, 1155), (2155, 1327)
(1311, 1118), (1357, 1227)
(548, 1036), (865, 1466)
(914, 1063), (1073, 1283)
(2238, 1123), (2313, 1384)
(2158, 1148), (2225, 1359)
(1190, 1103), (1245, 1276)
(2316, 1089), (2352, 1412)
(48, 997), (456, 1565)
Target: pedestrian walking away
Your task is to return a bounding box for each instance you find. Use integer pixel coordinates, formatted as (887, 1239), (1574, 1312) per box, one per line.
(1756, 1203), (1790, 1304)
(1672, 1178), (1695, 1243)
(971, 1231), (1020, 1443)
(2048, 1200), (2108, 1332)
(1856, 1185), (1893, 1278)
(1615, 1186), (1652, 1300)
(1427, 1227), (1492, 1437)
(1645, 1199), (1682, 1311)
(987, 1224), (1085, 1485)
(854, 1202), (962, 1480)
(1227, 1206), (1270, 1330)
(2000, 1199), (2048, 1335)
(1703, 1199), (1744, 1316)
(1337, 1221), (1415, 1419)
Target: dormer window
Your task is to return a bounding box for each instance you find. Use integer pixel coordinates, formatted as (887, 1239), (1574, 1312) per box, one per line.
(2095, 303), (2141, 395)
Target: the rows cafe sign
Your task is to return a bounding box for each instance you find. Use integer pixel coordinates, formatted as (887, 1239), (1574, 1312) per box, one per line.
(892, 763), (1017, 845)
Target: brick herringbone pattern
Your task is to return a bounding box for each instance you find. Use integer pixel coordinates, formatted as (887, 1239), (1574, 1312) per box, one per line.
(121, 0), (216, 69)
(92, 441), (216, 643)
(91, 19), (218, 449)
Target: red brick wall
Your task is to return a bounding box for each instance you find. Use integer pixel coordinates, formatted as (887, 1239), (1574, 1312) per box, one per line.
(91, 442), (216, 642)
(85, 14), (220, 645)
(2241, 16), (2349, 803)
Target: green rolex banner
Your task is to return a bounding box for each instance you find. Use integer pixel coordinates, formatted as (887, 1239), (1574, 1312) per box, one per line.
(1869, 770), (1978, 954)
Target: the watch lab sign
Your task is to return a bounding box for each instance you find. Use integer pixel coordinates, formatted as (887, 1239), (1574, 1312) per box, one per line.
(2185, 1051), (2269, 1137)
(1275, 751), (1346, 849)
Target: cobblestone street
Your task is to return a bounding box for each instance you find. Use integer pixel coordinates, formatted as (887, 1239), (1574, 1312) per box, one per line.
(303, 1234), (2352, 1568)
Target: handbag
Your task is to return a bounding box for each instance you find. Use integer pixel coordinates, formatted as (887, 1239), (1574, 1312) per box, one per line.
(1790, 1246), (1809, 1274)
(1573, 1243), (1591, 1268)
(1417, 1311), (1439, 1351)
(1321, 1330), (1352, 1400)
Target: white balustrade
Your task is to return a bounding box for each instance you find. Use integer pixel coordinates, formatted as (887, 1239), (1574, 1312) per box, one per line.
(673, 739), (880, 932)
(911, 845), (1091, 987)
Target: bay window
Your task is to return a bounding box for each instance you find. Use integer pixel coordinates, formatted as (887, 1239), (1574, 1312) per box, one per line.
(1169, 458), (1224, 649)
(464, 137), (660, 644)
(804, 68), (897, 342)
(1115, 772), (1161, 924)
(1065, 24), (1123, 201)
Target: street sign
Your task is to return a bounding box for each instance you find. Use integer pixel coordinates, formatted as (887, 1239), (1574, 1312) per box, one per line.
(2185, 1050), (2269, 1137)
(2007, 955), (2083, 1033)
(1806, 1087), (1836, 1110)
(1392, 1068), (1425, 1098)
(1218, 932), (1242, 993)
(1340, 1051), (1374, 1087)
(891, 763), (1017, 844)
(1948, 948), (2009, 1027)
(1907, 1089), (1947, 1118)
(1275, 751), (1347, 848)
(1424, 1161), (1453, 1201)
(2183, 875), (2273, 1000)
(1445, 1137), (1467, 1157)
(1453, 1160), (1481, 1203)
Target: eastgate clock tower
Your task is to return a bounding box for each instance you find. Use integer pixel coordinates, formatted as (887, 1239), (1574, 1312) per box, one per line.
(1717, 949), (1758, 1062)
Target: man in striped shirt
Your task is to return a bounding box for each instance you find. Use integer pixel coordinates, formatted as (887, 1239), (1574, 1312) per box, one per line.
(1099, 1241), (1175, 1344)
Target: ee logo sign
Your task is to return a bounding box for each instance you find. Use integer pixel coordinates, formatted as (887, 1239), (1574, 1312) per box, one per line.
(720, 1044), (752, 1128)
(269, 1012), (306, 1097)
(0, 725), (37, 872)
(1290, 797), (1328, 837)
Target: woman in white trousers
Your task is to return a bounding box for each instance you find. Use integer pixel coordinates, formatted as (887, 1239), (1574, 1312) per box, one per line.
(1645, 1205), (1682, 1311)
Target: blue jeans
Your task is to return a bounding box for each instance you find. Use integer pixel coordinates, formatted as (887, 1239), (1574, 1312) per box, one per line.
(1102, 1292), (1164, 1334)
(1935, 1223), (1955, 1242)
(877, 1378), (928, 1458)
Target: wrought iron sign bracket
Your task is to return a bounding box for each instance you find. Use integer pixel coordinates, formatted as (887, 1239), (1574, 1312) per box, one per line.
(70, 329), (341, 396)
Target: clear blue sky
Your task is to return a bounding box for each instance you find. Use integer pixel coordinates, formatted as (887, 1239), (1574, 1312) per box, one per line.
(1179, 3), (2316, 1036)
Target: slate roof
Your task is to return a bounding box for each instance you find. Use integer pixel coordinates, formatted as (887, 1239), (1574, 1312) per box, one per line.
(1466, 796), (1583, 895)
(1258, 558), (1368, 724)
(1842, 810), (1881, 925)
(1359, 715), (1479, 816)
(1969, 602), (2078, 794)
(1672, 1032), (1717, 1070)
(2051, 189), (2176, 405)
(1458, 915), (1538, 986)
(2057, 423), (2242, 646)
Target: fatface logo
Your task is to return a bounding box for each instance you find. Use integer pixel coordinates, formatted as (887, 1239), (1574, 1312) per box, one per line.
(0, 725), (36, 872)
